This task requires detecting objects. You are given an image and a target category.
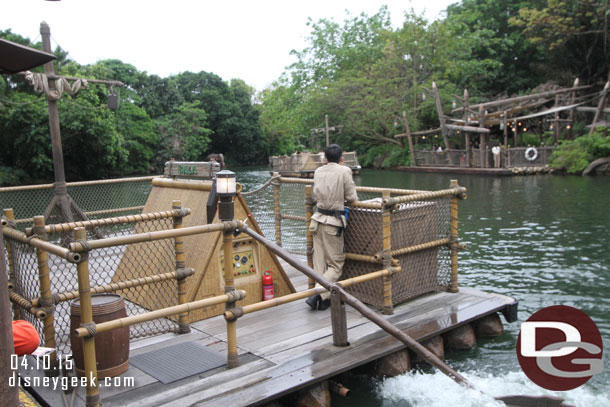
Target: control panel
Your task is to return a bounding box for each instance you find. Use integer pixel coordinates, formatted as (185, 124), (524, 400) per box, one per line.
(218, 238), (259, 282)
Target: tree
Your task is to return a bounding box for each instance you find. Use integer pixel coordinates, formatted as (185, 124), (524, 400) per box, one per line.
(444, 0), (547, 94)
(510, 0), (610, 83)
(155, 101), (212, 168)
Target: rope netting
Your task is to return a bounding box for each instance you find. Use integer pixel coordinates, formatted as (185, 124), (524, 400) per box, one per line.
(0, 177), (154, 230)
(242, 177), (456, 308)
(3, 217), (181, 357)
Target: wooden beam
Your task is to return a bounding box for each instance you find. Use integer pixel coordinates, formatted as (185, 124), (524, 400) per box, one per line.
(590, 82), (610, 135)
(451, 85), (592, 113)
(446, 124), (490, 134)
(395, 127), (442, 138)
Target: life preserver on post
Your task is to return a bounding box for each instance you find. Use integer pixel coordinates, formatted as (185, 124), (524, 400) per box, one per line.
(525, 147), (538, 161)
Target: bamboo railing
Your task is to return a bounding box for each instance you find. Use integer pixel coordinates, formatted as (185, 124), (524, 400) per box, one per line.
(2, 177), (466, 406)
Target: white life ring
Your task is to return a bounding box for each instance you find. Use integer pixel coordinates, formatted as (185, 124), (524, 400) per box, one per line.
(525, 147), (538, 161)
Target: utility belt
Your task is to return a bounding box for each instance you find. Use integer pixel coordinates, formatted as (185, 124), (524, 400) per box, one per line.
(315, 208), (348, 236)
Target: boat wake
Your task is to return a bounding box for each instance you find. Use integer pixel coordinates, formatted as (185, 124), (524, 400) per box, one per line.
(376, 370), (609, 407)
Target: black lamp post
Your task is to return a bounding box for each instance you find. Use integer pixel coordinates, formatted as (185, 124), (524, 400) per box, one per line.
(216, 170), (236, 221)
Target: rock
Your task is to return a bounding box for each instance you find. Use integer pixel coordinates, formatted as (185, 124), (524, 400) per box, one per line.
(444, 323), (477, 350)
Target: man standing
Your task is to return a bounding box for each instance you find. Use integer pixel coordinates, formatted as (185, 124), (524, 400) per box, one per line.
(306, 144), (358, 310)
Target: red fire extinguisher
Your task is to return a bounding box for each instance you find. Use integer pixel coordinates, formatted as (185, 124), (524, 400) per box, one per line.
(262, 268), (274, 301)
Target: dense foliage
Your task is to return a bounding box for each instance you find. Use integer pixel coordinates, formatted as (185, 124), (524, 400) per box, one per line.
(1, 0), (609, 185)
(550, 129), (610, 173)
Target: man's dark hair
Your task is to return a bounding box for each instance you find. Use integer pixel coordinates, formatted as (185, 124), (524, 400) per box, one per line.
(325, 144), (343, 163)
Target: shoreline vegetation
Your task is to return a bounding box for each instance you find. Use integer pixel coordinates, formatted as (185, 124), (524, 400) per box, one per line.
(2, 1), (609, 186)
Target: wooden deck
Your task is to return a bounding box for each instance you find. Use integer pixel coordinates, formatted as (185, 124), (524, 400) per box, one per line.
(396, 165), (513, 176)
(21, 258), (517, 407)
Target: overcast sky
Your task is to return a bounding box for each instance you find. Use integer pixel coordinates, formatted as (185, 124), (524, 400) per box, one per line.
(1, 0), (457, 91)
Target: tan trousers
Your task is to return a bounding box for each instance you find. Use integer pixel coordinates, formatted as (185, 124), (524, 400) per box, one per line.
(312, 223), (345, 300)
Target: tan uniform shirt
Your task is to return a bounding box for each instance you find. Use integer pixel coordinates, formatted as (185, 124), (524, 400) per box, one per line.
(311, 162), (358, 227)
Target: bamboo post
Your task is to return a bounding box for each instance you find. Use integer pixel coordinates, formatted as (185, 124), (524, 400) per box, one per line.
(271, 172), (282, 247)
(463, 89), (471, 167)
(513, 119), (518, 148)
(402, 111), (416, 167)
(1, 217), (19, 406)
(381, 191), (393, 315)
(73, 227), (100, 407)
(2, 209), (21, 320)
(553, 94), (561, 143)
(567, 78), (579, 139)
(590, 81), (610, 135)
(33, 216), (59, 374)
(172, 201), (190, 334)
(479, 106), (487, 168)
(305, 186), (315, 289)
(223, 229), (238, 368)
(503, 112), (508, 153)
(432, 82), (452, 164)
(330, 285), (348, 346)
(449, 180), (460, 293)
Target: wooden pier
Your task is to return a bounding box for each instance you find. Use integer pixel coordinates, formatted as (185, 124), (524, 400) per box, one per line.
(20, 257), (517, 407)
(396, 165), (513, 176)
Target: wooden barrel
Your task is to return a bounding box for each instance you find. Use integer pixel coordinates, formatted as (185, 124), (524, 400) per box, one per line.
(70, 293), (129, 378)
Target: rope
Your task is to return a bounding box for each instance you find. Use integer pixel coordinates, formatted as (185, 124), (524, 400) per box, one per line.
(74, 239), (92, 251)
(240, 177), (274, 196)
(24, 71), (88, 101)
(80, 322), (97, 337)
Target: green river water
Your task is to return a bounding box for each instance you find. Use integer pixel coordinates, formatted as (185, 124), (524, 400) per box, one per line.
(236, 167), (609, 407)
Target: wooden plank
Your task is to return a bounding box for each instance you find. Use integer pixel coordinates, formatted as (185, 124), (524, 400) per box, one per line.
(190, 295), (509, 406)
(262, 293), (481, 364)
(27, 286), (515, 407)
(106, 357), (272, 407)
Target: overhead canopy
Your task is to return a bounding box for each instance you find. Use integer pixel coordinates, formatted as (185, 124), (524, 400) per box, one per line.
(586, 120), (610, 128)
(0, 38), (56, 74)
(510, 103), (582, 122)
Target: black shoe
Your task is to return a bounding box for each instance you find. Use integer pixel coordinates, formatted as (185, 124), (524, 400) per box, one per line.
(318, 298), (331, 311)
(306, 295), (321, 310)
